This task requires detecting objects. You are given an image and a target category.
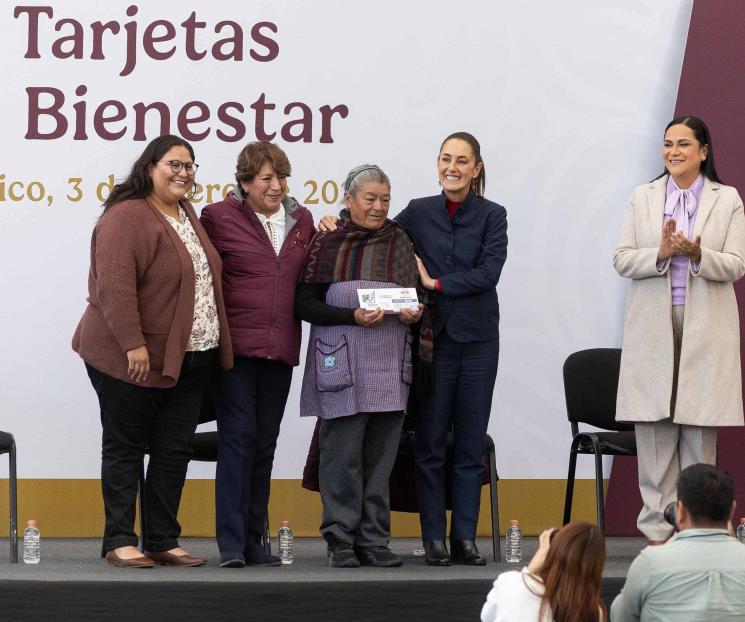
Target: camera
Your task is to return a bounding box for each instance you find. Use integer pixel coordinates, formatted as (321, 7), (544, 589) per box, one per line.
(664, 501), (677, 529)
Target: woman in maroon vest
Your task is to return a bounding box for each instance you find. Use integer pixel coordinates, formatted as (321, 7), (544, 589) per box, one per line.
(201, 142), (315, 567)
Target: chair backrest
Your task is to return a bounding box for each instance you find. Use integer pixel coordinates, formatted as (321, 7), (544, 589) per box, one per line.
(0, 431), (14, 453)
(563, 348), (633, 432)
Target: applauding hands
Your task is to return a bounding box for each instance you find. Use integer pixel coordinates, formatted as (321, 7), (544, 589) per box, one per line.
(658, 218), (701, 262)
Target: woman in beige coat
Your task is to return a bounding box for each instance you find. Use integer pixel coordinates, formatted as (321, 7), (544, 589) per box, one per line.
(613, 116), (745, 543)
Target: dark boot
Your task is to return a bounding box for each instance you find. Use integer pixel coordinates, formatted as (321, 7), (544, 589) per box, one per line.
(450, 539), (487, 565)
(424, 540), (451, 566)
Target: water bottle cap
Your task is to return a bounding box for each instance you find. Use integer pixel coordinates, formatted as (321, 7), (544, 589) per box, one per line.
(26, 519), (37, 526)
(509, 519), (519, 525)
(281, 520), (289, 526)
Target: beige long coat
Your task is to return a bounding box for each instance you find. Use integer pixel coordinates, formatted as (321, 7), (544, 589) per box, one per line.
(613, 176), (745, 426)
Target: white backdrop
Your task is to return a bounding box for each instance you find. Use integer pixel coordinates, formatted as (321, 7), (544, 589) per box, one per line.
(0, 0), (693, 478)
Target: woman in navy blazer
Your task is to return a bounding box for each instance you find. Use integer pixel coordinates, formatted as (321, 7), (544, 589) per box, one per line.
(396, 132), (507, 565)
(319, 132), (507, 564)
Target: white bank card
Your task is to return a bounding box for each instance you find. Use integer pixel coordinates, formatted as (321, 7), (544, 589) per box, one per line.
(357, 287), (419, 312)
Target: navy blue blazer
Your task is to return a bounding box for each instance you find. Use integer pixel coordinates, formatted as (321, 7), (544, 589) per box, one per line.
(396, 192), (507, 343)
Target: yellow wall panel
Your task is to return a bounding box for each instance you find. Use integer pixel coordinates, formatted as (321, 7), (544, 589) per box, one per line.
(0, 479), (606, 538)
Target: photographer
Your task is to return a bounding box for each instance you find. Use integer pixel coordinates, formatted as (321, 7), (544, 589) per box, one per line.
(611, 463), (745, 621)
(481, 521), (606, 622)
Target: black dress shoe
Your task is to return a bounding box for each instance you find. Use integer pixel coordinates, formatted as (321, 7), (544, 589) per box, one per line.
(245, 548), (282, 567)
(354, 546), (403, 567)
(423, 540), (451, 566)
(450, 539), (487, 565)
(219, 555), (246, 568)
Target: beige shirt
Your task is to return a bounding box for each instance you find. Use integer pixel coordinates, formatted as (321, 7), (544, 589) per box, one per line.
(164, 206), (220, 351)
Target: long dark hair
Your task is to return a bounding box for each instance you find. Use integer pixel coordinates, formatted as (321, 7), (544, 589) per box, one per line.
(439, 131), (486, 197)
(530, 522), (606, 622)
(656, 116), (723, 183)
(103, 134), (196, 213)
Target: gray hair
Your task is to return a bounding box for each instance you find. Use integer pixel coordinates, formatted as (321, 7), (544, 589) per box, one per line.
(342, 164), (390, 200)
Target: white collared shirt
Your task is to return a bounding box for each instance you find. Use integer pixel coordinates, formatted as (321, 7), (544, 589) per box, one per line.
(255, 206), (286, 255)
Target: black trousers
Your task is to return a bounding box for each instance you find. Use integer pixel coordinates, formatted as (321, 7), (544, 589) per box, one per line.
(214, 357), (292, 559)
(86, 350), (217, 553)
(415, 332), (498, 541)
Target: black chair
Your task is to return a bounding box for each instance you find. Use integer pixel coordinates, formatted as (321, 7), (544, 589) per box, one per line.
(562, 348), (636, 532)
(0, 431), (18, 562)
(138, 388), (271, 555)
(391, 431), (501, 561)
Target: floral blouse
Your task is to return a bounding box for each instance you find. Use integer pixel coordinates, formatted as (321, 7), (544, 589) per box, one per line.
(163, 206), (220, 351)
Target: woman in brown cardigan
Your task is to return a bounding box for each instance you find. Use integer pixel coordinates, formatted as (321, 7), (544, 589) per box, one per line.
(73, 135), (232, 567)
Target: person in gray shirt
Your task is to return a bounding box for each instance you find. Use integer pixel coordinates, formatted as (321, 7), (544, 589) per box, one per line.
(612, 463), (745, 621)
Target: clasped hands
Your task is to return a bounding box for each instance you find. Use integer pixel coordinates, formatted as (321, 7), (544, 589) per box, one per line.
(354, 304), (424, 328)
(658, 218), (701, 263)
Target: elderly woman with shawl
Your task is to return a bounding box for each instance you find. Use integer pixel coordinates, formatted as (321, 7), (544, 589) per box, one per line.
(294, 164), (422, 569)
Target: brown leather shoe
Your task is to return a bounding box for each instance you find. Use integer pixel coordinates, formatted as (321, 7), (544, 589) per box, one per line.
(145, 550), (207, 567)
(105, 550), (156, 568)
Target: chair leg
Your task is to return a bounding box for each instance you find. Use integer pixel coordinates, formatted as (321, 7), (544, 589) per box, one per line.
(9, 442), (17, 563)
(138, 460), (146, 552)
(262, 512), (271, 555)
(488, 449), (501, 561)
(563, 439), (580, 525)
(592, 439), (605, 533)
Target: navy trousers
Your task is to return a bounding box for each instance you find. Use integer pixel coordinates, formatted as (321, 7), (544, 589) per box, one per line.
(415, 331), (498, 541)
(214, 357), (292, 560)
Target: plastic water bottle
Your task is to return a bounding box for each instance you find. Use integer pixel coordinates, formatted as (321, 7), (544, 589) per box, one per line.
(23, 520), (40, 564)
(736, 518), (745, 543)
(505, 519), (522, 563)
(278, 520), (294, 564)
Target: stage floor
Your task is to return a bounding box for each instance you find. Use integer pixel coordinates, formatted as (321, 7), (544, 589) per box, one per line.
(0, 536), (643, 581)
(0, 537), (641, 621)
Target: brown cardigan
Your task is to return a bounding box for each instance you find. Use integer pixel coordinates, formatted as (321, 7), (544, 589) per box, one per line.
(72, 198), (233, 388)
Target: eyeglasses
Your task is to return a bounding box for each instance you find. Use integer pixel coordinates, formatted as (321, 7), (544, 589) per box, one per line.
(159, 160), (199, 175)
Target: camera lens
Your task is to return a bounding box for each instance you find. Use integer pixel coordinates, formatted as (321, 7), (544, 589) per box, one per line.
(663, 501), (677, 527)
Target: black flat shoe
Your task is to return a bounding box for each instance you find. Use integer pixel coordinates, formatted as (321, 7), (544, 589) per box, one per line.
(450, 539), (487, 565)
(219, 556), (246, 568)
(423, 540), (451, 566)
(245, 549), (282, 567)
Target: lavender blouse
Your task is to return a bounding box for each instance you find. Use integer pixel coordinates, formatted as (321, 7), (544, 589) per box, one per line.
(661, 174), (704, 305)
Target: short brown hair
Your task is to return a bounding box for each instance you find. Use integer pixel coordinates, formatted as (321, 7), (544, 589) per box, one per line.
(235, 141), (291, 186)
